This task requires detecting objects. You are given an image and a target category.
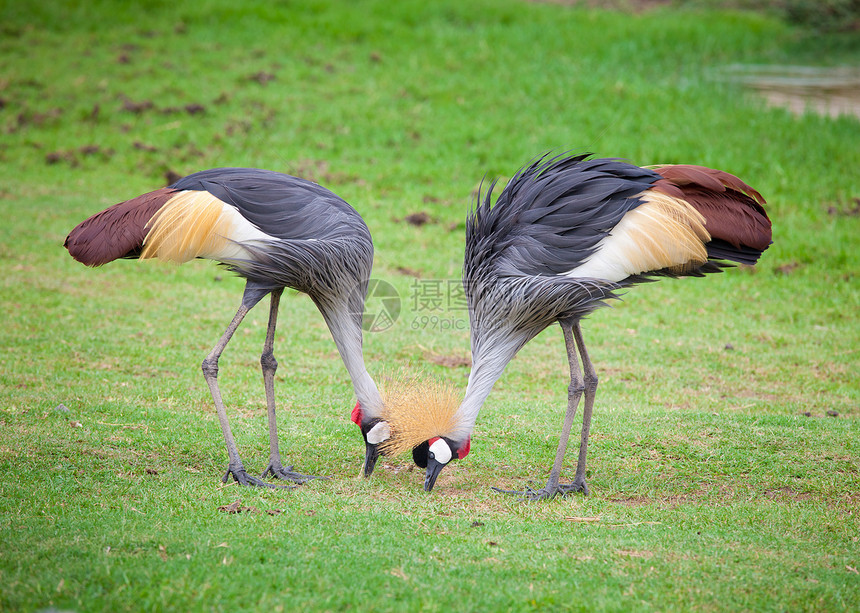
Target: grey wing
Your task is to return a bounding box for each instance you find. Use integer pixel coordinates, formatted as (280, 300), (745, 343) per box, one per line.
(467, 155), (660, 278)
(171, 167), (371, 244)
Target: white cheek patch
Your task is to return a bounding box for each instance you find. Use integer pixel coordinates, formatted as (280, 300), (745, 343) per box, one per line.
(366, 421), (391, 445)
(429, 439), (452, 464)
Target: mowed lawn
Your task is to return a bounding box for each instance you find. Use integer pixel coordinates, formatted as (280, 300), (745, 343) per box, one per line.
(0, 0), (858, 611)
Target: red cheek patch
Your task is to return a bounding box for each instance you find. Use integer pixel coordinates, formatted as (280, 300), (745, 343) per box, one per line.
(457, 437), (471, 459)
(351, 402), (362, 425)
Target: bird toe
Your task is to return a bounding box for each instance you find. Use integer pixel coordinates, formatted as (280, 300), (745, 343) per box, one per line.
(262, 462), (328, 484)
(558, 478), (589, 497)
(492, 484), (559, 501)
(224, 466), (296, 489)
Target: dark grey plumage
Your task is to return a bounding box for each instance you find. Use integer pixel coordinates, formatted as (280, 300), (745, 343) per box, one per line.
(468, 154), (658, 278)
(65, 168), (385, 487)
(399, 153), (771, 496)
(464, 154), (657, 362)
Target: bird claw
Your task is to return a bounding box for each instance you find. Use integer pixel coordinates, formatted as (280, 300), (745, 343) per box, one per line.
(492, 477), (589, 501)
(491, 484), (555, 501)
(521, 486), (560, 501)
(491, 485), (533, 496)
(557, 477), (589, 497)
(222, 466), (296, 489)
(261, 462), (327, 484)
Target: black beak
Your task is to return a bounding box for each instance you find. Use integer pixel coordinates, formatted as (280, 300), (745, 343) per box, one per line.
(424, 457), (445, 492)
(363, 441), (380, 478)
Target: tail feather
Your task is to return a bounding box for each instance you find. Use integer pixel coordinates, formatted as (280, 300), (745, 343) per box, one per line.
(704, 238), (764, 266)
(64, 188), (176, 266)
(650, 165), (771, 265)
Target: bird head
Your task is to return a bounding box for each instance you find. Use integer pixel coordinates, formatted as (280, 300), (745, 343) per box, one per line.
(351, 401), (390, 478)
(377, 377), (466, 492)
(411, 435), (471, 492)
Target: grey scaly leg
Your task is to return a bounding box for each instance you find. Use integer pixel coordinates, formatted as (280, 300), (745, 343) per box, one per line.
(539, 320), (587, 498)
(558, 321), (597, 496)
(493, 320), (585, 500)
(260, 289), (323, 483)
(201, 301), (290, 489)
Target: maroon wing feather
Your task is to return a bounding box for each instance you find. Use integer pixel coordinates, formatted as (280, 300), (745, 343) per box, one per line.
(64, 187), (176, 266)
(652, 165), (772, 257)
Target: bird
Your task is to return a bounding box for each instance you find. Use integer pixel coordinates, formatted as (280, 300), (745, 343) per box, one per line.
(64, 167), (393, 487)
(381, 153), (772, 498)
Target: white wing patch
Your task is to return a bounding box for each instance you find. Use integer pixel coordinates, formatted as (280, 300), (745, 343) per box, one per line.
(141, 190), (276, 263)
(565, 190), (710, 282)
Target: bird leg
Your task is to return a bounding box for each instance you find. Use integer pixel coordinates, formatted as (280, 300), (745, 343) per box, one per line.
(557, 322), (597, 496)
(202, 301), (292, 489)
(259, 289), (324, 484)
(562, 322), (598, 496)
(493, 321), (585, 500)
(532, 321), (588, 499)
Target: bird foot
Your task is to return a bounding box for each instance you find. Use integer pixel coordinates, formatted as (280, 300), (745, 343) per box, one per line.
(492, 476), (589, 501)
(558, 476), (590, 497)
(261, 462), (327, 484)
(492, 484), (558, 501)
(222, 465), (296, 489)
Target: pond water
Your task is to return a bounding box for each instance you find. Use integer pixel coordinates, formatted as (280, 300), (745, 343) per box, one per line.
(721, 64), (860, 119)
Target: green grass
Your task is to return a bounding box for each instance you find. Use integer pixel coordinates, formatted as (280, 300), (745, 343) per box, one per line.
(1, 0), (859, 611)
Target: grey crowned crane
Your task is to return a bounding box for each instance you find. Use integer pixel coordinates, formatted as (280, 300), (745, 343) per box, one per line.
(382, 153), (772, 499)
(65, 168), (392, 487)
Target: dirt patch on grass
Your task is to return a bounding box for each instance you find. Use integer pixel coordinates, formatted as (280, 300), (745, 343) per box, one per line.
(827, 198), (860, 218)
(400, 211), (432, 227)
(763, 486), (813, 502)
(285, 159), (362, 187)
